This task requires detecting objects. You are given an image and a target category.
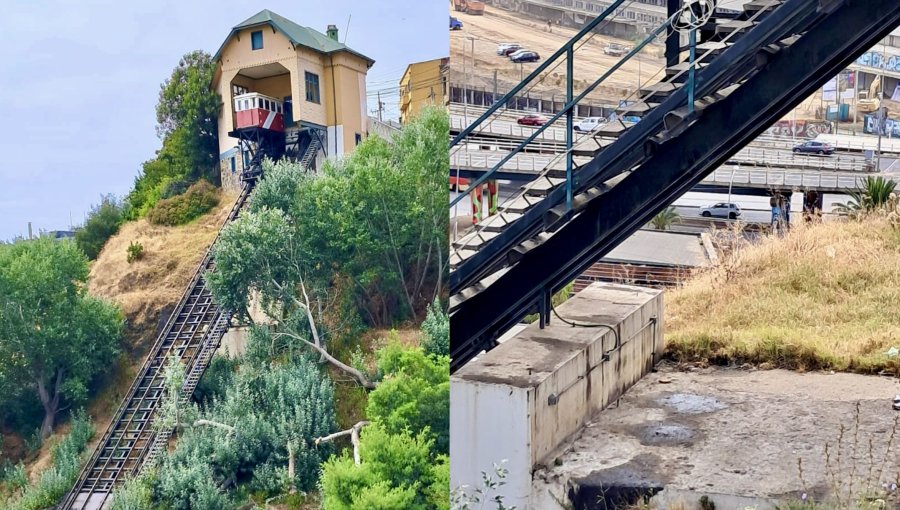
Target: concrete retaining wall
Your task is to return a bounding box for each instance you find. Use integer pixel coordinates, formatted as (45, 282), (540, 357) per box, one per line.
(450, 282), (664, 509)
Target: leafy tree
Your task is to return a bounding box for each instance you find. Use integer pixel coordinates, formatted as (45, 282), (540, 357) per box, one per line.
(148, 352), (335, 507)
(651, 205), (680, 230)
(227, 107), (448, 326)
(366, 344), (449, 455)
(155, 50), (220, 183)
(321, 426), (440, 510)
(75, 195), (124, 260)
(0, 239), (123, 438)
(124, 51), (220, 220)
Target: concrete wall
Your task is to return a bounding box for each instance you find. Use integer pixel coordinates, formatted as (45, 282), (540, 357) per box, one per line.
(450, 282), (664, 509)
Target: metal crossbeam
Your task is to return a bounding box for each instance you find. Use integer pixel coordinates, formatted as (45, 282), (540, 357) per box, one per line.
(450, 0), (900, 371)
(60, 180), (257, 510)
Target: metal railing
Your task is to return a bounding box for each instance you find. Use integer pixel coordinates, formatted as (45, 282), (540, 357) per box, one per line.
(61, 183), (254, 510)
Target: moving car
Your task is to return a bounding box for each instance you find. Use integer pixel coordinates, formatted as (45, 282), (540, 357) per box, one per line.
(603, 43), (630, 57)
(573, 117), (606, 132)
(496, 43), (522, 56)
(792, 140), (835, 155)
(517, 113), (548, 126)
(510, 50), (540, 63)
(699, 202), (741, 219)
(450, 16), (463, 30)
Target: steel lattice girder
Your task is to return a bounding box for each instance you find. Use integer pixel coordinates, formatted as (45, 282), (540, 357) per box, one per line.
(448, 0), (824, 296)
(450, 0), (900, 371)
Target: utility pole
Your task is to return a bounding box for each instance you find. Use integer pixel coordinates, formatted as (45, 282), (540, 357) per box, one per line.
(463, 37), (469, 124)
(877, 40), (887, 171)
(853, 69), (859, 132)
(376, 91), (384, 122)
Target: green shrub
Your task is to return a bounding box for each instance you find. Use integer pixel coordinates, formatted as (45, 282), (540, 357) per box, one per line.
(75, 195), (124, 260)
(126, 241), (144, 264)
(109, 475), (154, 510)
(421, 298), (449, 357)
(2, 410), (94, 510)
(147, 180), (219, 226)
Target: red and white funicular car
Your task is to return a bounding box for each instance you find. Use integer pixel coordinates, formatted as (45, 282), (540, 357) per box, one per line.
(233, 92), (285, 132)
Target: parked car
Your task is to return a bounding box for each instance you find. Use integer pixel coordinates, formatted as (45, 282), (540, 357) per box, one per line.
(510, 50), (540, 63)
(496, 43), (522, 55)
(450, 16), (464, 30)
(574, 117), (606, 132)
(699, 202), (741, 219)
(603, 43), (630, 57)
(517, 113), (548, 126)
(793, 140), (835, 155)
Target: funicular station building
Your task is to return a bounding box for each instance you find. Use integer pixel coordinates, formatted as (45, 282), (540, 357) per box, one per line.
(212, 9), (374, 192)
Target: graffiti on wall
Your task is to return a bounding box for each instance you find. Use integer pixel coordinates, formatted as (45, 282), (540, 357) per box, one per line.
(763, 120), (833, 139)
(863, 114), (900, 137)
(856, 52), (900, 73)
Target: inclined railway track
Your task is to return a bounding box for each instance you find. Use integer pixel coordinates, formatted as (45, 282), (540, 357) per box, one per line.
(60, 182), (254, 510)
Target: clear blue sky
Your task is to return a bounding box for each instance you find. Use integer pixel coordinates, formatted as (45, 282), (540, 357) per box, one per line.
(0, 0), (447, 241)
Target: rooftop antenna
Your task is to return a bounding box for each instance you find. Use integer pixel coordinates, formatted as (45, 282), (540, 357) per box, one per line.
(343, 14), (351, 44)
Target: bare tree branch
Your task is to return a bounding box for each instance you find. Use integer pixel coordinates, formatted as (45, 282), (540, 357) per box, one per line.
(192, 419), (236, 433)
(315, 421), (370, 465)
(273, 331), (375, 389)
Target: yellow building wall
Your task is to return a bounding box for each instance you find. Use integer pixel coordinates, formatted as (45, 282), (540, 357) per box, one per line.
(400, 59), (447, 124)
(324, 53), (369, 153)
(214, 24), (371, 180)
(294, 47), (328, 127)
(215, 27), (299, 155)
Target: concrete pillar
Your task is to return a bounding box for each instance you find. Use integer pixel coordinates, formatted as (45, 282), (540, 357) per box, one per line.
(451, 283), (664, 509)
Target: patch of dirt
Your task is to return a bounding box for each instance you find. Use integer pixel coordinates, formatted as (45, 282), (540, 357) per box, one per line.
(88, 192), (237, 357)
(0, 428), (26, 464)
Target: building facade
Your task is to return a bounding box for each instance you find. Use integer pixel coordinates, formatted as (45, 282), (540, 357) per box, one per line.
(399, 57), (450, 124)
(212, 9), (374, 191)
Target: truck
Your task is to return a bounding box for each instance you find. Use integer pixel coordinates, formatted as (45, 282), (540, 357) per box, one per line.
(452, 0), (485, 15)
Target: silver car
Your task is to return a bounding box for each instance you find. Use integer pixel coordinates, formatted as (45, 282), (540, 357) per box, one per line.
(699, 202), (741, 219)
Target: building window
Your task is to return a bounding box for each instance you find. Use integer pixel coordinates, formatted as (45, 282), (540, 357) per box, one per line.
(251, 31), (263, 50)
(355, 133), (362, 145)
(230, 157), (236, 173)
(305, 72), (321, 103)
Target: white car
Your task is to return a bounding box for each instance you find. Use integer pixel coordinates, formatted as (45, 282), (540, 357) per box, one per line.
(699, 202), (741, 219)
(496, 43), (522, 56)
(573, 117), (606, 132)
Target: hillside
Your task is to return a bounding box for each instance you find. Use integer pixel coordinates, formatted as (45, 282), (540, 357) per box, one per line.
(88, 190), (237, 354)
(666, 215), (900, 375)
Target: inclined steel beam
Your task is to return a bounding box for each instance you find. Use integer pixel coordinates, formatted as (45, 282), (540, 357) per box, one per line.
(449, 0), (821, 295)
(450, 0), (900, 371)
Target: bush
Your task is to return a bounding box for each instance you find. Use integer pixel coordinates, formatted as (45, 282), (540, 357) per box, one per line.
(421, 299), (449, 357)
(75, 195), (124, 260)
(147, 180), (219, 226)
(2, 411), (94, 510)
(126, 241), (144, 264)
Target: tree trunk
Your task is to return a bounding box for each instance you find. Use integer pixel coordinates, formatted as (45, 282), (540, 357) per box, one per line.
(36, 369), (63, 439)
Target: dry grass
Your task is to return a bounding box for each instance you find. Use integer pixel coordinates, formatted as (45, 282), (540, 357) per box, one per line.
(88, 190), (237, 354)
(666, 216), (900, 374)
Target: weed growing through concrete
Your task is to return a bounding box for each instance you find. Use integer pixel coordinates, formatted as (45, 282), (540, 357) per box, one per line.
(795, 406), (899, 509)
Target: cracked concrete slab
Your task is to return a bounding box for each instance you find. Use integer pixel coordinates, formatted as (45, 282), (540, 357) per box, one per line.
(533, 364), (900, 509)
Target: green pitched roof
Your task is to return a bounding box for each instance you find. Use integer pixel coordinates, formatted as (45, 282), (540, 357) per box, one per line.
(214, 9), (374, 65)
